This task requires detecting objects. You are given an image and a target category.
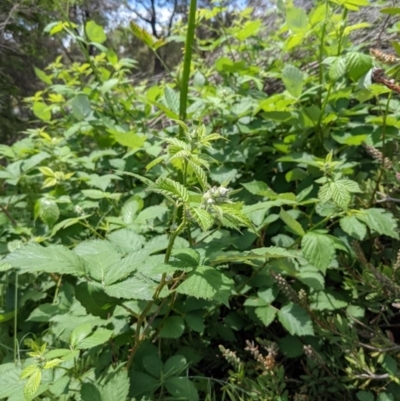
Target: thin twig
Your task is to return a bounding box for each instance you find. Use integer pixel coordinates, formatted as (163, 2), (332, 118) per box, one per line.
(0, 4), (18, 39)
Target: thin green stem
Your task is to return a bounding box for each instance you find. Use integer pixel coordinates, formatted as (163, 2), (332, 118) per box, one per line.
(164, 213), (186, 263)
(125, 215), (187, 371)
(336, 7), (349, 57)
(14, 273), (18, 364)
(315, 83), (332, 149)
(235, 261), (268, 295)
(58, 5), (116, 115)
(52, 275), (63, 304)
(78, 220), (104, 239)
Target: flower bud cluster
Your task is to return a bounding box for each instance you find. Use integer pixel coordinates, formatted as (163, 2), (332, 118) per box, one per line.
(364, 145), (392, 169)
(201, 186), (230, 208)
(219, 344), (242, 371)
(270, 271), (300, 304)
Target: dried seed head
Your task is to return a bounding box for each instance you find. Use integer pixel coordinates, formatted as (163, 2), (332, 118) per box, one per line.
(303, 345), (324, 367)
(364, 145), (393, 169)
(352, 241), (369, 266)
(245, 340), (278, 372)
(370, 49), (400, 65)
(394, 249), (400, 272)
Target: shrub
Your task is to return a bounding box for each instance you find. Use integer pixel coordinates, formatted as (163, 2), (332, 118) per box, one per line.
(1, 2), (400, 400)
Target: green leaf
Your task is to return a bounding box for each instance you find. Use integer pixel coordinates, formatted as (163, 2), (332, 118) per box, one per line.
(282, 64), (304, 98)
(102, 370), (130, 401)
(356, 391), (375, 401)
(345, 52), (373, 81)
(104, 275), (159, 300)
(113, 131), (146, 149)
(107, 229), (145, 253)
(381, 7), (400, 15)
(102, 251), (144, 285)
(189, 207), (214, 231)
(185, 313), (205, 333)
(27, 304), (60, 322)
(277, 303), (314, 336)
(159, 316), (185, 339)
(130, 21), (154, 48)
(32, 102), (51, 121)
(165, 377), (199, 401)
(70, 322), (92, 348)
(77, 328), (113, 349)
(135, 205), (168, 224)
(5, 243), (86, 275)
(0, 310), (15, 323)
(340, 215), (367, 240)
(23, 152), (50, 172)
(143, 353), (163, 378)
(377, 393), (394, 401)
(255, 305), (278, 327)
(320, 180), (354, 209)
(176, 265), (233, 306)
(20, 365), (39, 380)
(81, 383), (102, 401)
(164, 86), (180, 115)
(129, 371), (159, 397)
(36, 198), (60, 227)
(280, 209), (305, 236)
(85, 20), (107, 44)
(51, 215), (91, 236)
(301, 232), (335, 272)
(75, 240), (122, 282)
(70, 94), (92, 120)
(286, 7), (309, 33)
(75, 282), (117, 318)
(153, 177), (189, 203)
(219, 204), (253, 229)
(43, 359), (63, 369)
(164, 355), (188, 376)
(382, 354), (397, 375)
(34, 67), (52, 85)
(358, 208), (399, 239)
(121, 198), (141, 224)
(311, 290), (348, 311)
(0, 364), (24, 399)
(296, 270), (325, 290)
(329, 57), (346, 81)
(236, 20), (261, 40)
(23, 368), (41, 401)
(242, 180), (277, 197)
(100, 78), (119, 94)
(81, 189), (121, 200)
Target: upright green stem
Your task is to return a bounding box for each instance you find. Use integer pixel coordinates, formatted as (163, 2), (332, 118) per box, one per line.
(125, 215), (186, 371)
(317, 1), (329, 109)
(14, 273), (18, 364)
(179, 0), (197, 133)
(315, 5), (347, 152)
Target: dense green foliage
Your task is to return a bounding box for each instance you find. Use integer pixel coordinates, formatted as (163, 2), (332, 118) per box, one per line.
(1, 1), (400, 400)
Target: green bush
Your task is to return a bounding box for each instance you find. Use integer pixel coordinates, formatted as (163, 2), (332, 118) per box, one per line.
(1, 1), (400, 400)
